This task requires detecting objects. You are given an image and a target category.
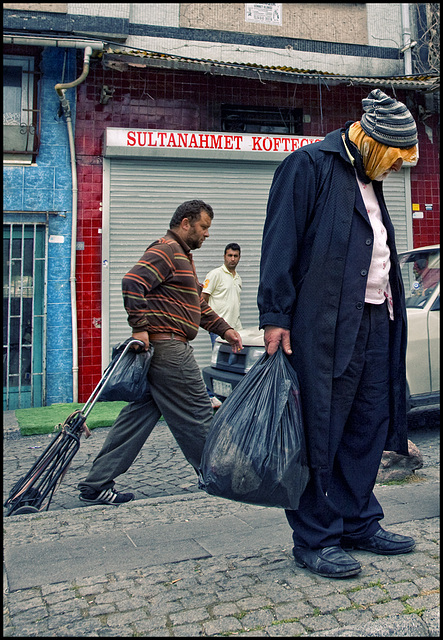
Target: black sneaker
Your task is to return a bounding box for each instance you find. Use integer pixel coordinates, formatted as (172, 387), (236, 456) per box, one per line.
(79, 488), (135, 505)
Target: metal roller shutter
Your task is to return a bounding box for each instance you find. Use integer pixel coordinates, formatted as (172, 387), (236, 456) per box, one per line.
(103, 157), (411, 369)
(382, 168), (412, 251)
(104, 157), (279, 369)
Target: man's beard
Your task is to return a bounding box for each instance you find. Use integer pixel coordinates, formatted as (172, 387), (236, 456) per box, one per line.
(186, 236), (200, 250)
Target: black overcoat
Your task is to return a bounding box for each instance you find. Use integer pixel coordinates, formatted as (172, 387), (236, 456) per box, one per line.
(258, 128), (409, 470)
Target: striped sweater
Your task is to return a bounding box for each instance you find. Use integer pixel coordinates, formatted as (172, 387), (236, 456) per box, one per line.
(122, 230), (232, 341)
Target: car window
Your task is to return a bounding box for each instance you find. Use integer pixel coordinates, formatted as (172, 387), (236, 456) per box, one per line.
(399, 248), (440, 309)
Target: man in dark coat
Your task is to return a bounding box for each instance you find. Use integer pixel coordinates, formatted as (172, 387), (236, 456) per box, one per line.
(258, 89), (419, 578)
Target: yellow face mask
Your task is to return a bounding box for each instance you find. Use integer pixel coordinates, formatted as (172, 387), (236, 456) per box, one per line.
(348, 121), (418, 181)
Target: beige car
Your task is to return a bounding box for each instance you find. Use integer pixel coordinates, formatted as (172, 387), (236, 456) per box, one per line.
(399, 244), (440, 410)
(203, 245), (440, 413)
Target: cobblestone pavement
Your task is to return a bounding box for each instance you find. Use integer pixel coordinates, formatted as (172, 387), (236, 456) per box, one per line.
(3, 409), (440, 637)
(3, 420), (200, 512)
(3, 408), (440, 512)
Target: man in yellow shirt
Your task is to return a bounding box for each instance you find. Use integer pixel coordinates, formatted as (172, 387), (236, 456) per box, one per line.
(203, 243), (243, 408)
(202, 243), (243, 347)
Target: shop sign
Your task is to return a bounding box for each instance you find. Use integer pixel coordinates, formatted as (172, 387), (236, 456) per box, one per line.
(106, 128), (322, 154)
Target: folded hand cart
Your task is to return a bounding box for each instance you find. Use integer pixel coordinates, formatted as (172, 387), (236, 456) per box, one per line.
(4, 338), (145, 516)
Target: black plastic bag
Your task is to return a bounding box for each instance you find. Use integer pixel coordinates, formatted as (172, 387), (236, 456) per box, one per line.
(198, 348), (310, 510)
(99, 339), (154, 403)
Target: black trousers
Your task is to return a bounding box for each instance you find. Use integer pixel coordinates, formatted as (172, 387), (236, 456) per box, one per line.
(286, 302), (390, 549)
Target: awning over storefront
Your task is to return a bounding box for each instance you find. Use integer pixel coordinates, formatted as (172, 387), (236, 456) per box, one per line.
(101, 47), (440, 93)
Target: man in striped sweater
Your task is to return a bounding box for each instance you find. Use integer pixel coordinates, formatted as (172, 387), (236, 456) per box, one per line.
(78, 200), (242, 506)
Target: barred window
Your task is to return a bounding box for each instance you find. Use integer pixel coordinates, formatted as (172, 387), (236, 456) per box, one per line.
(221, 104), (303, 135)
(3, 55), (40, 164)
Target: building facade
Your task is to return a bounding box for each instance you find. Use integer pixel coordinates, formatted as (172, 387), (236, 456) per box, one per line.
(3, 3), (440, 407)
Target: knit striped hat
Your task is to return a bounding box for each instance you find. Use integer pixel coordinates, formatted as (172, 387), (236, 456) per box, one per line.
(360, 89), (418, 148)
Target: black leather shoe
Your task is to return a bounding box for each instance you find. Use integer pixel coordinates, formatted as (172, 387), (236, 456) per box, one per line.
(342, 528), (416, 555)
(292, 545), (361, 578)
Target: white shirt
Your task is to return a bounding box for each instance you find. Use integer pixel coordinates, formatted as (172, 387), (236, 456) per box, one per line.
(356, 175), (394, 319)
(203, 264), (243, 330)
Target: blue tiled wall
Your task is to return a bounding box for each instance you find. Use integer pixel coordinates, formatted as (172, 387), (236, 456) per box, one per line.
(3, 47), (78, 405)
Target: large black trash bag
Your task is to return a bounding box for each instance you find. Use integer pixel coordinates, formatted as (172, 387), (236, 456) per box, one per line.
(99, 339), (154, 403)
(198, 348), (310, 509)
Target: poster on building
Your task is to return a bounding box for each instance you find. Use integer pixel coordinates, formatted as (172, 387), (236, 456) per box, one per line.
(245, 3), (282, 25)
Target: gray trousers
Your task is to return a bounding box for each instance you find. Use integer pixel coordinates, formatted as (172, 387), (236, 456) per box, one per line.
(78, 338), (213, 493)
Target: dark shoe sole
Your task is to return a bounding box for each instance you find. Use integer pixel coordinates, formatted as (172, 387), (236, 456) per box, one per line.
(342, 543), (415, 555)
(79, 495), (134, 506)
(293, 557), (362, 578)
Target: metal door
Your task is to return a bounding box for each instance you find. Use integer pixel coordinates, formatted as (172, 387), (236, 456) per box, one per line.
(103, 157), (280, 369)
(3, 223), (47, 409)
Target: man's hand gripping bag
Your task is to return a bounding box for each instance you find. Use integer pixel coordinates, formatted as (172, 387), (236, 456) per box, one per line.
(198, 348), (310, 509)
(99, 339), (154, 403)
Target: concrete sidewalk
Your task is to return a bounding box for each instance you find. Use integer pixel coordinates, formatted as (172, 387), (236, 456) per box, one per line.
(3, 412), (440, 637)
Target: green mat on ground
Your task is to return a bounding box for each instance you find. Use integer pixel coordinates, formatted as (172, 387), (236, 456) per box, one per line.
(14, 402), (128, 436)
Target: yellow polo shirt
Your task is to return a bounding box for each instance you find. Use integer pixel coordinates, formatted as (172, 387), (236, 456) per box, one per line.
(203, 264), (243, 330)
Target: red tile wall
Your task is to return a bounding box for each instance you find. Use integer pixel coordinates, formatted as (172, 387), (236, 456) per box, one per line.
(75, 61), (440, 400)
(410, 115), (440, 248)
(75, 162), (103, 397)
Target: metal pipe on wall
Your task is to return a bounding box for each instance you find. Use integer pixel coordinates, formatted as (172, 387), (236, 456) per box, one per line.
(55, 46), (93, 403)
(3, 35), (103, 50)
(401, 3), (413, 75)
